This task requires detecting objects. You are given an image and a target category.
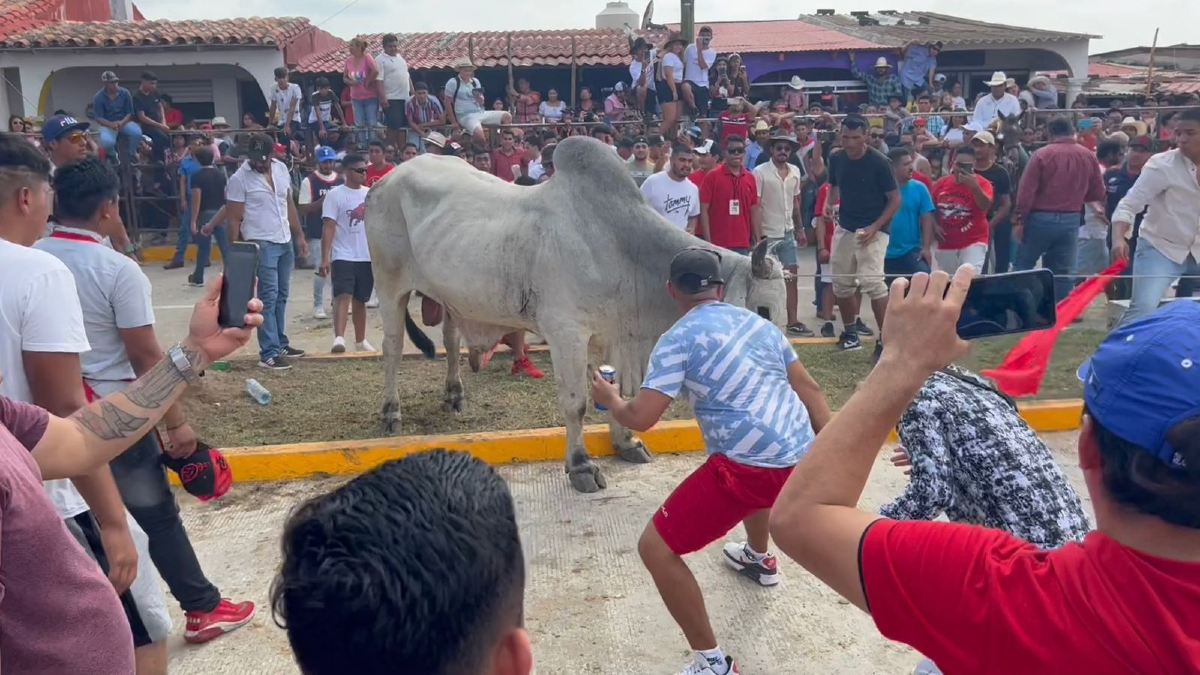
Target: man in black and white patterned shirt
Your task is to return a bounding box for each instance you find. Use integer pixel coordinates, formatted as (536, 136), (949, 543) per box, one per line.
(882, 365), (1090, 550)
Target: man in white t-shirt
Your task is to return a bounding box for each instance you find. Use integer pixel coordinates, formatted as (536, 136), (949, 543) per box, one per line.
(376, 34), (413, 152)
(269, 66), (304, 141)
(970, 71), (1021, 130)
(320, 153), (375, 354)
(641, 142), (700, 233)
(755, 133), (812, 338)
(443, 58), (510, 143)
(0, 137), (175, 670)
(630, 37), (657, 117)
(683, 26), (717, 118)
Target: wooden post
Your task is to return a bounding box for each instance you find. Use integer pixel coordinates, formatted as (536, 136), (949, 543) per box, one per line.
(1145, 28), (1160, 98)
(571, 35), (578, 109)
(506, 33), (515, 115)
(468, 35), (475, 66)
(680, 0), (695, 43)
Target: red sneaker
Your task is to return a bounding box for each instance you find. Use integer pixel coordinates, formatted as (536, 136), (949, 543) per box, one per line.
(512, 356), (545, 379)
(184, 598), (256, 644)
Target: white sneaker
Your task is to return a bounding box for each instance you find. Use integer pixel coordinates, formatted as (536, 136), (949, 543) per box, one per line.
(313, 306), (328, 320)
(679, 653), (739, 675)
(355, 339), (376, 352)
(366, 291), (379, 309)
(722, 542), (781, 586)
(331, 336), (346, 353)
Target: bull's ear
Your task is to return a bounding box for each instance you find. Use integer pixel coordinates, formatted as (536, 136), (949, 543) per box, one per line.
(750, 239), (772, 279)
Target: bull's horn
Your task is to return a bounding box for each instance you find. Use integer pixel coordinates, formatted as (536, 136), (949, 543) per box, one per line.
(750, 239), (771, 279)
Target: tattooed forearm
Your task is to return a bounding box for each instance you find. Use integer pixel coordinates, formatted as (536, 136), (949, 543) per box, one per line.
(124, 356), (187, 409)
(76, 401), (149, 441)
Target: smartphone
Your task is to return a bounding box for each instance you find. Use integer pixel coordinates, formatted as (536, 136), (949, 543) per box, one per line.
(218, 242), (259, 328)
(956, 270), (1056, 340)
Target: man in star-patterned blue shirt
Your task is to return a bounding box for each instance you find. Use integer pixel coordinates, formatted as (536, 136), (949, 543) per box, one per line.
(592, 247), (832, 675)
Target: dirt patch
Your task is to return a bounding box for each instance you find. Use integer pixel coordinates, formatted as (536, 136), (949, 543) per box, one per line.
(185, 329), (1105, 448)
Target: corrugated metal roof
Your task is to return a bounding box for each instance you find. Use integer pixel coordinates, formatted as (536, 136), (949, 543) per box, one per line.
(665, 19), (884, 54)
(0, 16), (313, 49)
(297, 28), (653, 74)
(1158, 79), (1200, 95)
(1039, 62), (1148, 79)
(798, 11), (1095, 48)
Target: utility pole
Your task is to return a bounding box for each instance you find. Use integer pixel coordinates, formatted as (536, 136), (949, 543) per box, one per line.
(681, 0), (694, 42)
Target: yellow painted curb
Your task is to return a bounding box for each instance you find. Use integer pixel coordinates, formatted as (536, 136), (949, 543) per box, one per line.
(172, 399), (1084, 485)
(140, 245), (221, 264)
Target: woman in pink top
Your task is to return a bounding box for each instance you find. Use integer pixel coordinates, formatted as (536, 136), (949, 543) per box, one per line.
(344, 37), (380, 143)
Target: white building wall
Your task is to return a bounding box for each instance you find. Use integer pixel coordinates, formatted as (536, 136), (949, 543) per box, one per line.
(0, 48), (283, 121)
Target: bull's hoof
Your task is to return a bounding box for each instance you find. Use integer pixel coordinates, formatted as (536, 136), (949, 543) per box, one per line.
(616, 438), (653, 464)
(380, 402), (401, 435)
(568, 464), (608, 493)
(443, 392), (464, 413)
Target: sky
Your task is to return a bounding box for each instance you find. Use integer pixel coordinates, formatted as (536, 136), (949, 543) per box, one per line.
(144, 0), (1191, 53)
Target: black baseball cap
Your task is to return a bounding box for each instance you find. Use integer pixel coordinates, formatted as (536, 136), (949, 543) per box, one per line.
(670, 247), (725, 294)
(246, 134), (273, 162)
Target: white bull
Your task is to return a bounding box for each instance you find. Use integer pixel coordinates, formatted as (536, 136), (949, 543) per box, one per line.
(365, 136), (785, 492)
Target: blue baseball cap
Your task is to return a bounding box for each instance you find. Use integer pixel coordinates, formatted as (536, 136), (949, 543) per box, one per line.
(42, 114), (89, 142)
(1078, 301), (1200, 469)
(315, 146), (337, 163)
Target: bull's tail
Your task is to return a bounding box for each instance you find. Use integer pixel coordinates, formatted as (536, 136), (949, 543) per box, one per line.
(404, 311), (437, 359)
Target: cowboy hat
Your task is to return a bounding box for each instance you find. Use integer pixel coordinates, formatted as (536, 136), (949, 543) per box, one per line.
(788, 76), (806, 91)
(1028, 75), (1051, 88)
(873, 56), (891, 69)
(210, 116), (231, 129)
(751, 119), (770, 133)
(985, 71), (1008, 87)
(452, 56), (476, 70)
(425, 131), (447, 148)
(769, 132), (798, 146)
(662, 31), (687, 49)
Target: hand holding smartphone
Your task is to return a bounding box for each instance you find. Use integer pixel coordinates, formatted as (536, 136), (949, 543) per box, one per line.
(956, 269), (1056, 340)
(218, 242), (259, 328)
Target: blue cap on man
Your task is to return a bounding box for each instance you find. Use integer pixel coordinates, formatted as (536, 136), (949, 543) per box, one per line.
(1078, 301), (1200, 469)
(42, 114), (90, 143)
(315, 146), (337, 163)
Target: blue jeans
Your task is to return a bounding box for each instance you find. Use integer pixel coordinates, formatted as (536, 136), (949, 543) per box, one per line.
(254, 240), (294, 361)
(352, 98), (379, 143)
(1014, 211), (1080, 302)
(191, 210), (228, 283)
(1121, 242), (1200, 326)
(98, 121), (143, 158)
(172, 209), (192, 265)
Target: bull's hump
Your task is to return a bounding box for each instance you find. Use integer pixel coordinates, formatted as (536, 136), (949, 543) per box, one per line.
(551, 137), (643, 202)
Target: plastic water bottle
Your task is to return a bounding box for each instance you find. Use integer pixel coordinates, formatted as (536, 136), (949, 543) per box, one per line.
(245, 378), (272, 406)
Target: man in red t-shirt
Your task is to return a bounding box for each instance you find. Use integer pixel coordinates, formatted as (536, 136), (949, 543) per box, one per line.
(771, 268), (1200, 675)
(364, 141), (394, 187)
(699, 134), (761, 253)
(688, 140), (717, 187)
(931, 145), (993, 273)
(491, 129), (522, 183)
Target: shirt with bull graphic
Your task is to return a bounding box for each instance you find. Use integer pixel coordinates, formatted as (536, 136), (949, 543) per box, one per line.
(642, 302), (815, 469)
(932, 174), (993, 251)
(321, 184), (371, 262)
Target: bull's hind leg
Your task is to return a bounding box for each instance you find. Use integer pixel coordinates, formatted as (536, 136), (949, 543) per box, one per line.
(442, 314), (464, 413)
(378, 290), (410, 434)
(545, 330), (606, 493)
(609, 421), (652, 463)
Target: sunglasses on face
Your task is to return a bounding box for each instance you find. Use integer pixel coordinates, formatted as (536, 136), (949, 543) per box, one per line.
(347, 166), (367, 174)
(726, 147), (745, 155)
(65, 131), (88, 144)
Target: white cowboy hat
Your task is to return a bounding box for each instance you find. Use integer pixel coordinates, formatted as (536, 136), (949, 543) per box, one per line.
(985, 71), (1008, 87)
(873, 57), (891, 69)
(210, 116), (231, 129)
(788, 75), (806, 90)
(425, 131), (447, 148)
(451, 56), (476, 71)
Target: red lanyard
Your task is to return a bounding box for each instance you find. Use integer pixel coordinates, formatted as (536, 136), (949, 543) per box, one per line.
(49, 230), (102, 244)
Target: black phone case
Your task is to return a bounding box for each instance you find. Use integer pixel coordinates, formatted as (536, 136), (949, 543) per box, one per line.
(218, 243), (260, 328)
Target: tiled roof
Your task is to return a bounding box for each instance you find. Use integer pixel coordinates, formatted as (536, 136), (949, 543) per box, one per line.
(665, 19), (883, 54)
(0, 16), (313, 48)
(297, 28), (651, 74)
(0, 0), (63, 40)
(798, 11), (1095, 48)
(1156, 79), (1200, 95)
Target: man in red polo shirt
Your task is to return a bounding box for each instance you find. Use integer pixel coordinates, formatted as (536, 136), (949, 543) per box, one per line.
(364, 141), (394, 187)
(699, 135), (761, 254)
(771, 268), (1200, 675)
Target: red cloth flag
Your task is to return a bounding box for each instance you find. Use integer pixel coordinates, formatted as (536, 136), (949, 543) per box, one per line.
(982, 260), (1128, 397)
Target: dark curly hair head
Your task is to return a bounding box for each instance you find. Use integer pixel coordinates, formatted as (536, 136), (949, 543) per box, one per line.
(51, 157), (118, 223)
(271, 450), (527, 675)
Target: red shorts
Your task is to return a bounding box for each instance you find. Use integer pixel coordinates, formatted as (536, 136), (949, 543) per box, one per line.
(653, 453), (794, 556)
